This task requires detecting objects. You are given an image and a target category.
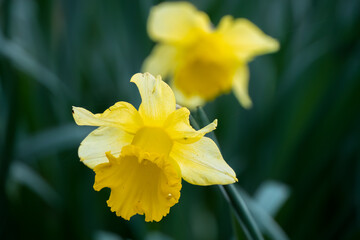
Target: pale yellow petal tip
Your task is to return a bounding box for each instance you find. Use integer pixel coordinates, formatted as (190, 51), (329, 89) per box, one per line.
(232, 83), (253, 109)
(222, 163), (238, 185)
(130, 72), (161, 85)
(155, 74), (164, 81)
(234, 176), (239, 183)
(266, 38), (280, 53)
(78, 156), (86, 165)
(72, 106), (87, 126)
(130, 72), (150, 83)
(148, 1), (208, 43)
(78, 156), (87, 164)
(226, 174), (238, 184)
(208, 119), (218, 131)
(72, 105), (112, 127)
(72, 106), (78, 119)
(217, 15), (234, 31)
(242, 98), (253, 109)
(198, 119), (218, 136)
(226, 170), (238, 184)
(213, 119), (218, 128)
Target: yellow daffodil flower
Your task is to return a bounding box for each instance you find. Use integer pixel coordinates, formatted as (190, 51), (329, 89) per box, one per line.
(72, 73), (237, 222)
(143, 2), (279, 109)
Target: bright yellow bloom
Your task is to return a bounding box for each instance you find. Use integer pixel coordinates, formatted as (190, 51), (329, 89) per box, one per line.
(143, 2), (279, 109)
(72, 73), (237, 222)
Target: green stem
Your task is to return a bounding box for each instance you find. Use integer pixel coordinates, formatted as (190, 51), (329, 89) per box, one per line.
(192, 107), (264, 240)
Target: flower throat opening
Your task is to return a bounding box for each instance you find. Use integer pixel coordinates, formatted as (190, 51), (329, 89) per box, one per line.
(132, 127), (173, 156)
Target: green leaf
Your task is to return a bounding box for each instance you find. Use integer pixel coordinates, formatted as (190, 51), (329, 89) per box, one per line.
(238, 186), (289, 240)
(16, 124), (93, 161)
(94, 231), (123, 240)
(7, 161), (61, 208)
(145, 231), (174, 240)
(0, 33), (66, 96)
(254, 180), (290, 216)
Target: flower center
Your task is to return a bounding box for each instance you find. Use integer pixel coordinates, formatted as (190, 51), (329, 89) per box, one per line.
(132, 127), (173, 156)
(174, 33), (238, 100)
(174, 59), (235, 100)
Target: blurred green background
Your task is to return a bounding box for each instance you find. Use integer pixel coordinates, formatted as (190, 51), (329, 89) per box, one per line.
(1, 0), (360, 239)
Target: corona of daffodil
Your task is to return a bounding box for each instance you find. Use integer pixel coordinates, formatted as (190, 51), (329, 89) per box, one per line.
(73, 73), (237, 222)
(143, 2), (279, 109)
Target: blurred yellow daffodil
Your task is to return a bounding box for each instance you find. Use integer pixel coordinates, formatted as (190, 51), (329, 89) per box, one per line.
(143, 2), (279, 108)
(72, 73), (237, 222)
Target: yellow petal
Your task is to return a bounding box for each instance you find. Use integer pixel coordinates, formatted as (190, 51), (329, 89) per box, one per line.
(72, 101), (143, 134)
(163, 107), (217, 144)
(78, 126), (133, 169)
(94, 145), (182, 222)
(131, 73), (176, 126)
(218, 16), (279, 61)
(170, 137), (237, 185)
(142, 44), (177, 78)
(148, 1), (210, 45)
(232, 64), (252, 108)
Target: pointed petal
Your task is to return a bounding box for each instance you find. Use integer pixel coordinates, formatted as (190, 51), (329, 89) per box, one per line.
(148, 1), (210, 45)
(131, 73), (176, 126)
(232, 64), (252, 108)
(72, 102), (143, 134)
(164, 107), (217, 144)
(142, 44), (177, 78)
(170, 137), (237, 185)
(78, 126), (133, 169)
(218, 16), (279, 61)
(94, 146), (182, 222)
